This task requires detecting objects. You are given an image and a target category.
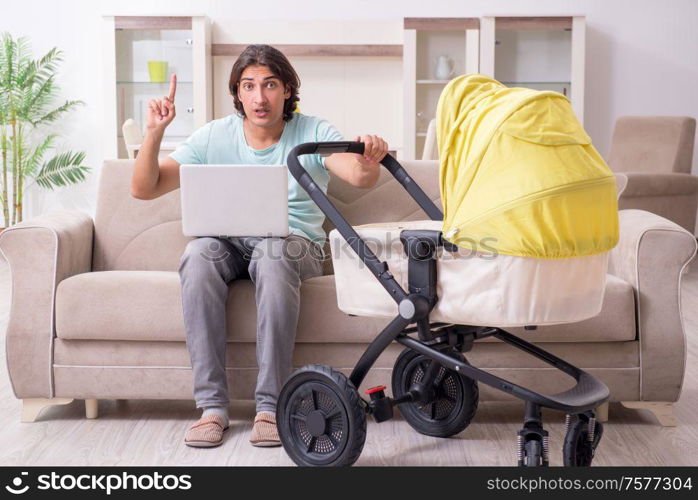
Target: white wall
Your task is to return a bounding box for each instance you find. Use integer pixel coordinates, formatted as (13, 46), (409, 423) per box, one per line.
(3, 0), (697, 221)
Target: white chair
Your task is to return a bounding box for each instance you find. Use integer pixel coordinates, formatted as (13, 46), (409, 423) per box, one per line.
(121, 118), (181, 159)
(122, 119), (143, 160)
(421, 118), (438, 160)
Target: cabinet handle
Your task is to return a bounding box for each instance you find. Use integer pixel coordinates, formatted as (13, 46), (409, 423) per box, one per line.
(187, 107), (194, 113)
(185, 39), (193, 45)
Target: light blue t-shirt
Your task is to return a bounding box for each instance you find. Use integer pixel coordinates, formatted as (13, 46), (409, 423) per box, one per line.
(169, 112), (344, 246)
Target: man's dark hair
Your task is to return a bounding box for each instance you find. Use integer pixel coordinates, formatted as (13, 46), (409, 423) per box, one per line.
(228, 44), (300, 122)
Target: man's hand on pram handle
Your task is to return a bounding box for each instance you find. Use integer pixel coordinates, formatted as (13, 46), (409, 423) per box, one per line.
(323, 135), (388, 188)
(353, 134), (389, 165)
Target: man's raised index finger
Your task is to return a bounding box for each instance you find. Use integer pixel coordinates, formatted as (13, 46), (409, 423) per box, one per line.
(168, 74), (177, 102)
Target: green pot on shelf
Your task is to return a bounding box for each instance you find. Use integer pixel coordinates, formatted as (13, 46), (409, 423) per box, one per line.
(147, 61), (168, 83)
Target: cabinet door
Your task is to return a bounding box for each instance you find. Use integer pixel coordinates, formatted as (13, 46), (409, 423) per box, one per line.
(495, 28), (572, 97)
(403, 18), (480, 160)
(115, 27), (195, 158)
(480, 16), (585, 123)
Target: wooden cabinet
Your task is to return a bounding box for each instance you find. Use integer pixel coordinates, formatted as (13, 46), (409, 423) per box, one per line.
(102, 16), (212, 159)
(402, 18), (480, 160)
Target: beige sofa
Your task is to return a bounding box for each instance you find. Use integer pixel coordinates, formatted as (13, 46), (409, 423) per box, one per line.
(1, 159), (696, 426)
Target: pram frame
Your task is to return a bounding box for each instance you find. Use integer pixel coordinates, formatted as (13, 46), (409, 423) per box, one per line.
(286, 141), (609, 464)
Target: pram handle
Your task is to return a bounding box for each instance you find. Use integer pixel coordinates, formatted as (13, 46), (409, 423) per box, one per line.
(291, 141), (366, 156)
(289, 141), (444, 220)
(287, 141), (443, 303)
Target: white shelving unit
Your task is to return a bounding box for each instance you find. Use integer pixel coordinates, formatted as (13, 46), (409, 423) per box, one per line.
(403, 18), (480, 160)
(102, 15), (212, 159)
(480, 16), (586, 124)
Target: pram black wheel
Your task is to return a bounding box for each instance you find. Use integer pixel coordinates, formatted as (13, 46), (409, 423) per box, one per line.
(277, 365), (366, 467)
(392, 348), (478, 438)
(563, 417), (603, 466)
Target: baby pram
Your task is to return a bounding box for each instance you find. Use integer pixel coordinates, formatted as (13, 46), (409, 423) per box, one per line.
(277, 75), (618, 467)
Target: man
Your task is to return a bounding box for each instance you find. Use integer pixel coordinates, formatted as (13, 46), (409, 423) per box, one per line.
(130, 44), (388, 448)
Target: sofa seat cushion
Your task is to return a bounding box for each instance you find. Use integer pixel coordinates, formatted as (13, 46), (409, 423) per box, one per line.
(55, 271), (390, 343)
(55, 271), (636, 343)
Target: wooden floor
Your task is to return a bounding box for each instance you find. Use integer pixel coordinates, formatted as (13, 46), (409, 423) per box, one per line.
(0, 255), (697, 466)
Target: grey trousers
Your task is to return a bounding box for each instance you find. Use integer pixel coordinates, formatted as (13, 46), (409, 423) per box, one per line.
(178, 235), (324, 413)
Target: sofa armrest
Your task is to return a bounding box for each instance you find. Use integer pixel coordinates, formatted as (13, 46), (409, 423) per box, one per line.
(609, 209), (697, 401)
(0, 210), (94, 399)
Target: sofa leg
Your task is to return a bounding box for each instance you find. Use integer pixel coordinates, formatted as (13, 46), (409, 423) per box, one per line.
(595, 402), (609, 422)
(85, 399), (98, 419)
(21, 398), (74, 423)
(620, 401), (677, 426)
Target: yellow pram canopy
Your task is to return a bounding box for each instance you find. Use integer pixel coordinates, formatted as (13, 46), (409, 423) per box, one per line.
(436, 74), (619, 259)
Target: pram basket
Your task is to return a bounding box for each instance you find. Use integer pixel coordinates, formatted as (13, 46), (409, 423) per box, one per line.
(277, 141), (609, 467)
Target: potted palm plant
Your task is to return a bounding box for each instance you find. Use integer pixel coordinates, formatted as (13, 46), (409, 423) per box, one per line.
(0, 32), (90, 231)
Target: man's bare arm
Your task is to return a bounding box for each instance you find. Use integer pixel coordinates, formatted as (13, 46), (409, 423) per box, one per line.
(324, 134), (387, 188)
(130, 130), (181, 200)
(131, 157), (181, 200)
(131, 74), (182, 200)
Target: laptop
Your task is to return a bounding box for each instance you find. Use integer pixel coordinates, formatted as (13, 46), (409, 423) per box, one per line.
(179, 164), (289, 238)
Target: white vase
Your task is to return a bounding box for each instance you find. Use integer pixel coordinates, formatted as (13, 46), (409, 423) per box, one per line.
(434, 55), (455, 80)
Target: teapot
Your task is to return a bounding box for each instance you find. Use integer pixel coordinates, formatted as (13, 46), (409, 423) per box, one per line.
(434, 55), (455, 80)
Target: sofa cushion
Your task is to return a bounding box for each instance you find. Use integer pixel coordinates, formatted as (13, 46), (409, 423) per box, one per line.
(55, 271), (636, 343)
(55, 271), (390, 343)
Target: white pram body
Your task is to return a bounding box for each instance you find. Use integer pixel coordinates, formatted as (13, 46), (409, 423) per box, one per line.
(329, 220), (608, 328)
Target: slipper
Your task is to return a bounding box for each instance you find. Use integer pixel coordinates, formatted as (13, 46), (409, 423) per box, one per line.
(184, 413), (229, 448)
(250, 411), (281, 447)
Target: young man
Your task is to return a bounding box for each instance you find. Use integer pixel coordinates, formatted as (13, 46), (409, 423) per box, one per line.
(130, 44), (388, 448)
